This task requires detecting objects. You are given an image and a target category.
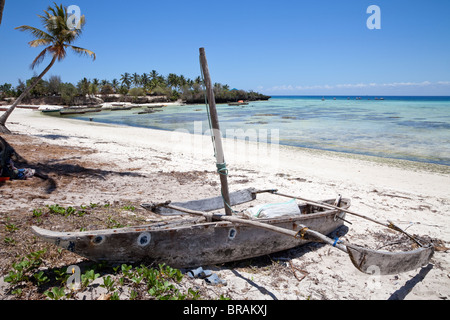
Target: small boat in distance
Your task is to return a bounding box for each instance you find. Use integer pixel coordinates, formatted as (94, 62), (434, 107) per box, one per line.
(111, 106), (132, 111)
(59, 109), (86, 115)
(41, 108), (62, 113)
(59, 106), (103, 115)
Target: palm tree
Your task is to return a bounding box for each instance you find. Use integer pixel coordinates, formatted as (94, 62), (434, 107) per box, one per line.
(88, 82), (98, 97)
(178, 74), (187, 88)
(0, 3), (95, 133)
(167, 73), (179, 90)
(100, 79), (109, 87)
(141, 73), (149, 89)
(149, 70), (159, 81)
(132, 72), (141, 87)
(77, 77), (90, 96)
(111, 78), (119, 93)
(0, 0), (5, 25)
(120, 72), (131, 89)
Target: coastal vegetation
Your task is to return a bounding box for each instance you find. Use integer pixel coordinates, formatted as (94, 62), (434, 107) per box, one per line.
(0, 2), (269, 134)
(0, 3), (95, 134)
(1, 70), (270, 106)
(1, 185), (234, 300)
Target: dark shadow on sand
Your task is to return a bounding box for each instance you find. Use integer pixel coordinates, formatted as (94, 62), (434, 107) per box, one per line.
(218, 225), (350, 299)
(1, 134), (145, 194)
(388, 264), (434, 300)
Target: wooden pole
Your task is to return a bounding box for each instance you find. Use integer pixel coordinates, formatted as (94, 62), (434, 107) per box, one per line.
(199, 47), (232, 216)
(273, 191), (425, 246)
(163, 202), (302, 239)
(159, 202), (433, 275)
(162, 202), (349, 252)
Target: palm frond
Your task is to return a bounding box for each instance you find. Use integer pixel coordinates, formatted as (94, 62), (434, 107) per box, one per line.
(68, 45), (96, 61)
(28, 39), (53, 48)
(78, 15), (86, 29)
(15, 25), (53, 41)
(16, 2), (95, 72)
(45, 3), (65, 23)
(40, 3), (71, 35)
(38, 11), (58, 33)
(60, 29), (79, 44)
(30, 47), (50, 69)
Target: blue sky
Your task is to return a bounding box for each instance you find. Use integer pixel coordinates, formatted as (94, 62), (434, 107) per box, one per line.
(0, 0), (449, 95)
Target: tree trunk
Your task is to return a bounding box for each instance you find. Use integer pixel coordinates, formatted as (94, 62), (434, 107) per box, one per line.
(0, 0), (5, 25)
(0, 55), (57, 134)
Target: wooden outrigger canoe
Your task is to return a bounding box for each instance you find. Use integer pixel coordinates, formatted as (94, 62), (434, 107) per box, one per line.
(31, 47), (434, 275)
(31, 189), (351, 268)
(30, 188), (433, 274)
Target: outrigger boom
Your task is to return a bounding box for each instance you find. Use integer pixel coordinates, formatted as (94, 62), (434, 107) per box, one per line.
(150, 194), (434, 275)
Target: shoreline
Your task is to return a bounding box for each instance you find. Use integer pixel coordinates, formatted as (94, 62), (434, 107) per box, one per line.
(5, 108), (450, 199)
(1, 108), (449, 300)
(10, 103), (450, 169)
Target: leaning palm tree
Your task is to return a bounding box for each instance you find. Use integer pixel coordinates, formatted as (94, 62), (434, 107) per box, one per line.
(0, 0), (5, 26)
(0, 3), (95, 134)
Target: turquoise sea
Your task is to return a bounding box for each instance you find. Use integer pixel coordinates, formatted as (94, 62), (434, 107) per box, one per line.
(57, 96), (450, 166)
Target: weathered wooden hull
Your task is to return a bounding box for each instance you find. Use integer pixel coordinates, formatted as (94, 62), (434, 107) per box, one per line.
(346, 243), (434, 275)
(31, 199), (349, 268)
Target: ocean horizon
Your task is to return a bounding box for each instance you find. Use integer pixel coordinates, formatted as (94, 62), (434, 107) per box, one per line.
(53, 95), (450, 167)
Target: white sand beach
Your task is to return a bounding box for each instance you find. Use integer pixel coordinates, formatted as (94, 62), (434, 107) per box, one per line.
(1, 108), (449, 300)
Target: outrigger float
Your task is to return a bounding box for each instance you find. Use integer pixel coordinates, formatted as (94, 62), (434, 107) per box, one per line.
(31, 48), (434, 275)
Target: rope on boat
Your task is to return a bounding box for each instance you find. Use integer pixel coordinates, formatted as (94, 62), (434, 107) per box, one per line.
(296, 227), (309, 239)
(221, 190), (239, 214)
(333, 237), (342, 247)
(216, 162), (228, 176)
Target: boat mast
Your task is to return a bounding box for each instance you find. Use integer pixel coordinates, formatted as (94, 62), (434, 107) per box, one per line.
(199, 47), (232, 216)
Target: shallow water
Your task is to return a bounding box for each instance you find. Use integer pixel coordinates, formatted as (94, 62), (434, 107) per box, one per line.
(57, 96), (450, 166)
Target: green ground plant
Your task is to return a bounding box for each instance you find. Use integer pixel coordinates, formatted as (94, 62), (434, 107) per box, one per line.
(3, 251), (207, 300)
